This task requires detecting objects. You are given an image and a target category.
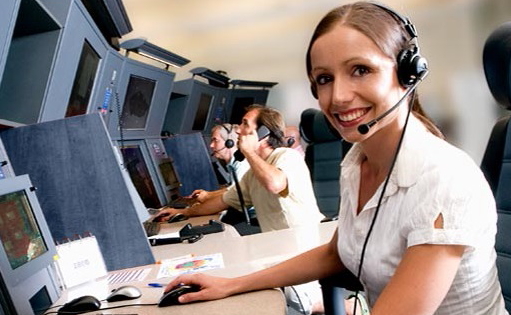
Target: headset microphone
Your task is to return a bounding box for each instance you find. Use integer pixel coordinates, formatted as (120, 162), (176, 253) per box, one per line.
(357, 70), (428, 135)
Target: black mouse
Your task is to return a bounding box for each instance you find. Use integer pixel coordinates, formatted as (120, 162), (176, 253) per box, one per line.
(158, 284), (200, 307)
(58, 295), (101, 314)
(167, 213), (188, 223)
(106, 285), (142, 302)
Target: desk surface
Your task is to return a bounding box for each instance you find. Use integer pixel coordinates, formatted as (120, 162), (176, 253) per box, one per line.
(50, 218), (337, 315)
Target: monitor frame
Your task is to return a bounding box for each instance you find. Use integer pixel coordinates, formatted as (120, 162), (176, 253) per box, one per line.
(0, 174), (57, 287)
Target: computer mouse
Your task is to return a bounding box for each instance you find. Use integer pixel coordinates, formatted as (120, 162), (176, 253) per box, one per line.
(167, 213), (188, 223)
(58, 295), (101, 314)
(158, 284), (200, 307)
(105, 285), (142, 302)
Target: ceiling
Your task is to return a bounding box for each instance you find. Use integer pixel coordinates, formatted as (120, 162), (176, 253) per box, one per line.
(120, 0), (453, 82)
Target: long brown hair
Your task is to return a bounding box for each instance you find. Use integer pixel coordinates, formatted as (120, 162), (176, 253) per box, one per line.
(305, 1), (443, 138)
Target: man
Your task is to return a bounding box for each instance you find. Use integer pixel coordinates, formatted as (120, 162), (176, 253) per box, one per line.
(156, 105), (323, 231)
(191, 123), (250, 203)
(157, 105), (325, 314)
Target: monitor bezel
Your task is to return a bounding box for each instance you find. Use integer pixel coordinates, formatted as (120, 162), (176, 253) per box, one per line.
(0, 175), (57, 287)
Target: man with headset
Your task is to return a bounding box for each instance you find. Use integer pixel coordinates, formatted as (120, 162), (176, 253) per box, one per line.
(156, 104), (324, 231)
(191, 123), (250, 204)
(156, 104), (325, 314)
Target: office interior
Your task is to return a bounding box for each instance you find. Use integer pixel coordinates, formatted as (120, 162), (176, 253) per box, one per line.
(0, 0), (510, 314)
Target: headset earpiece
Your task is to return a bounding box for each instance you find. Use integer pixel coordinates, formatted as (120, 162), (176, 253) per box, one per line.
(286, 137), (296, 147)
(221, 124), (235, 149)
(397, 44), (428, 87)
(371, 2), (428, 88)
(225, 138), (235, 149)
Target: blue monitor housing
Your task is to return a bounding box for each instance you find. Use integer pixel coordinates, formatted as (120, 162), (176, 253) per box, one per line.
(163, 67), (231, 136)
(0, 0), (20, 85)
(0, 0), (116, 125)
(0, 175), (60, 315)
(226, 79), (278, 125)
(106, 57), (176, 140)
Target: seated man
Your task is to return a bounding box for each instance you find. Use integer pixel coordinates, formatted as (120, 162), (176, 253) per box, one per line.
(191, 123), (250, 203)
(156, 104), (324, 231)
(157, 104), (325, 314)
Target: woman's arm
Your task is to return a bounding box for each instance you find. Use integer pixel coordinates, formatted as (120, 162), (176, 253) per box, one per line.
(370, 243), (465, 315)
(166, 230), (345, 303)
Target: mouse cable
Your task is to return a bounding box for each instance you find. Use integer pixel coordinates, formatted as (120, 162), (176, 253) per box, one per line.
(286, 285), (307, 315)
(352, 90), (416, 315)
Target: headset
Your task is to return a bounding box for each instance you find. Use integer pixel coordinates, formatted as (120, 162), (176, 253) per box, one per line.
(221, 124), (235, 149)
(310, 2), (428, 98)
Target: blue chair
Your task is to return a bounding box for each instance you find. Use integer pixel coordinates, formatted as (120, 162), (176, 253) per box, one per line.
(481, 21), (511, 313)
(299, 108), (351, 220)
(299, 108), (360, 315)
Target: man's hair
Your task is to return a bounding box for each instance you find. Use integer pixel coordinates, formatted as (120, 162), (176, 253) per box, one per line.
(246, 104), (286, 149)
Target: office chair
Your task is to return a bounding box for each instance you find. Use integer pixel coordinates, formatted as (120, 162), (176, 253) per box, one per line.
(299, 108), (361, 315)
(299, 108), (351, 220)
(481, 21), (511, 312)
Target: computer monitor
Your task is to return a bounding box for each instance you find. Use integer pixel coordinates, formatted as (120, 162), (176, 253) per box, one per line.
(0, 175), (60, 315)
(65, 40), (101, 117)
(107, 58), (175, 139)
(119, 143), (163, 209)
(192, 92), (214, 131)
(120, 74), (156, 130)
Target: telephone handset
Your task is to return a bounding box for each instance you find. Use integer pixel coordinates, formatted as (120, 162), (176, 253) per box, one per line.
(233, 125), (272, 161)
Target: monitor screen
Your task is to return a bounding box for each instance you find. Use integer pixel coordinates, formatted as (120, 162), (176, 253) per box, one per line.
(230, 96), (254, 125)
(0, 190), (48, 270)
(65, 40), (100, 117)
(192, 93), (213, 130)
(120, 75), (156, 130)
(0, 175), (57, 288)
(158, 158), (180, 190)
(120, 144), (162, 208)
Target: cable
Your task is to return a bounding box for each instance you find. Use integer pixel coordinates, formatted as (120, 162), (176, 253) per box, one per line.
(287, 285), (307, 315)
(114, 88), (126, 166)
(352, 91), (416, 315)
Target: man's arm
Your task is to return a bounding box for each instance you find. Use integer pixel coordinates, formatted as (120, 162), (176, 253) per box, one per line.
(244, 151), (287, 195)
(156, 194), (230, 221)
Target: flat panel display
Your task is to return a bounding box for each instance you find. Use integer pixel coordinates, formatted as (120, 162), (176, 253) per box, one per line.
(192, 92), (213, 130)
(0, 190), (48, 271)
(65, 40), (100, 117)
(0, 175), (56, 287)
(120, 144), (161, 208)
(120, 75), (156, 130)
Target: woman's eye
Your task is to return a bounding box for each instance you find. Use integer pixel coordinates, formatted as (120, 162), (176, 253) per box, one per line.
(315, 75), (332, 86)
(353, 65), (370, 77)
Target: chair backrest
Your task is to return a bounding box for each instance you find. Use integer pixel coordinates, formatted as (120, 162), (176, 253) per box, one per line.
(299, 108), (351, 219)
(481, 21), (511, 312)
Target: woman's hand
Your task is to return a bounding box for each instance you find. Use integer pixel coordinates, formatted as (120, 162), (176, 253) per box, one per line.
(164, 273), (236, 303)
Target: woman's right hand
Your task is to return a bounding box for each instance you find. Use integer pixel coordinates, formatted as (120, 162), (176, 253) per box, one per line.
(164, 273), (236, 303)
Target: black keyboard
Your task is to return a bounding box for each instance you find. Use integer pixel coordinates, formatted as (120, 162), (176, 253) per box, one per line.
(143, 221), (161, 237)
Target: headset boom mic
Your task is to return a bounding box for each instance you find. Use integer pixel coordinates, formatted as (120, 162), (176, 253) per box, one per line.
(357, 70), (428, 135)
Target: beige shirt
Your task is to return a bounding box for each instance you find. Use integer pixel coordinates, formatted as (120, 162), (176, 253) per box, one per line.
(223, 147), (323, 232)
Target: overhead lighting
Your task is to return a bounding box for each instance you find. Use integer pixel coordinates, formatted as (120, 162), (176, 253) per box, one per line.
(190, 67), (230, 88)
(120, 38), (191, 69)
(230, 80), (278, 89)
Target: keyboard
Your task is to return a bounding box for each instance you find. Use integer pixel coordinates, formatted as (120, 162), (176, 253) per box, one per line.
(143, 221), (161, 237)
(167, 196), (197, 209)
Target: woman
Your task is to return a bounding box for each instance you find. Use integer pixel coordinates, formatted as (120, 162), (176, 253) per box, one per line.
(163, 2), (508, 314)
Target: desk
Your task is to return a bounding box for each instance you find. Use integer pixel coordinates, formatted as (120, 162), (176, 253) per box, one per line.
(49, 220), (337, 315)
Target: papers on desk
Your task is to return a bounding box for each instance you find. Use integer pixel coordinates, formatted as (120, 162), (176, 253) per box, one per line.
(157, 253), (224, 278)
(107, 267), (151, 285)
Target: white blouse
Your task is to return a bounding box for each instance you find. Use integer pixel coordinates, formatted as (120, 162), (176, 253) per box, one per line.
(337, 117), (508, 315)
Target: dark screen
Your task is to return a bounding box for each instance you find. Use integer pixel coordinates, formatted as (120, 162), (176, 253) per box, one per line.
(66, 40), (100, 117)
(158, 159), (180, 190)
(192, 93), (213, 130)
(230, 97), (254, 124)
(121, 145), (161, 208)
(121, 75), (156, 130)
